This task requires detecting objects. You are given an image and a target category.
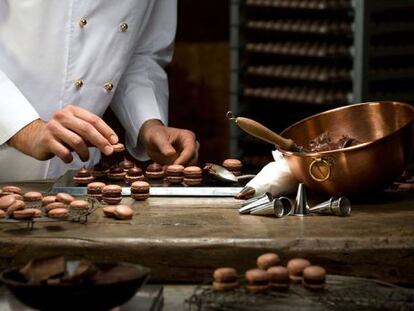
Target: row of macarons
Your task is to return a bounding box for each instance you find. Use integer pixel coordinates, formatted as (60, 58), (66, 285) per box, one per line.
(212, 253), (326, 293)
(74, 158), (243, 186)
(0, 185), (136, 221)
(0, 187), (90, 220)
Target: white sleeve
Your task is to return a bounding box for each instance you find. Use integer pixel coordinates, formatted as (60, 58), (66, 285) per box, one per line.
(110, 0), (176, 161)
(0, 69), (40, 146)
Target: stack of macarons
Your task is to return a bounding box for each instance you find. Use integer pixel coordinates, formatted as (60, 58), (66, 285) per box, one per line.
(87, 182), (106, 201)
(92, 162), (110, 179)
(119, 158), (135, 172)
(102, 185), (123, 205)
(73, 167), (95, 185)
(212, 267), (239, 291)
(125, 167), (145, 184)
(130, 181), (150, 201)
(166, 164), (184, 184)
(245, 268), (270, 293)
(183, 166), (203, 186)
(107, 166), (126, 181)
(145, 163), (165, 179)
(69, 199), (90, 218)
(23, 191), (43, 209)
(222, 159), (243, 176)
(103, 204), (134, 220)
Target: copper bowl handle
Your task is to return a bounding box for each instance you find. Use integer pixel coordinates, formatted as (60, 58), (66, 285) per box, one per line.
(309, 158), (331, 182)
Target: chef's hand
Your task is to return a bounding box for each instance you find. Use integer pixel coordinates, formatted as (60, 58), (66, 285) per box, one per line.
(139, 119), (199, 166)
(8, 105), (118, 163)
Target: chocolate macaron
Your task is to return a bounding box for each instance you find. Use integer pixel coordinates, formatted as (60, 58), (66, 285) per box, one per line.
(287, 258), (311, 283)
(56, 192), (75, 205)
(145, 163), (165, 179)
(87, 182), (106, 201)
(0, 195), (16, 212)
(6, 200), (26, 217)
(222, 159), (242, 176)
(302, 265), (326, 290)
(23, 191), (43, 209)
(183, 166), (203, 186)
(112, 143), (125, 153)
(69, 200), (89, 217)
(130, 181), (150, 201)
(48, 208), (69, 219)
(114, 205), (134, 220)
(102, 206), (117, 218)
(107, 166), (126, 181)
(45, 202), (66, 213)
(212, 267), (239, 291)
(13, 208), (41, 219)
(2, 186), (22, 195)
(42, 195), (57, 206)
(268, 266), (290, 290)
(125, 167), (145, 184)
(119, 158), (135, 172)
(102, 185), (123, 205)
(166, 164), (184, 184)
(257, 253), (280, 270)
(92, 162), (110, 178)
(245, 269), (270, 293)
(73, 167), (95, 185)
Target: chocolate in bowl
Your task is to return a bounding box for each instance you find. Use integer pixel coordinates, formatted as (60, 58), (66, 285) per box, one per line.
(0, 258), (150, 311)
(279, 101), (414, 195)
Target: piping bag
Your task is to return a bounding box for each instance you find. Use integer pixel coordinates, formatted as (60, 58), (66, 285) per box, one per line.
(235, 150), (298, 200)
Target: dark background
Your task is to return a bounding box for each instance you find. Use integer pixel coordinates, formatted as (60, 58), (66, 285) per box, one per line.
(168, 0), (230, 166)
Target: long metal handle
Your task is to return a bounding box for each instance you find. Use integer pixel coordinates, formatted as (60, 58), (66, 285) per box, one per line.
(235, 117), (297, 151)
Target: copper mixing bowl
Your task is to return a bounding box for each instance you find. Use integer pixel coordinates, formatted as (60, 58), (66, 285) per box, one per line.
(278, 102), (414, 196)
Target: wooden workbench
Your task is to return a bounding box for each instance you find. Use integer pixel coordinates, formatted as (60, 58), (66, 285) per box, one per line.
(0, 181), (413, 285)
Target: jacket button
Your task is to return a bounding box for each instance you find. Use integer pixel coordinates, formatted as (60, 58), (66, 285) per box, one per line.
(79, 17), (87, 28)
(74, 79), (84, 90)
(104, 82), (114, 92)
(119, 22), (128, 32)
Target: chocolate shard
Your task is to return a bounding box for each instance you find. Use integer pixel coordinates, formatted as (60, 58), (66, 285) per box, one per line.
(20, 256), (66, 284)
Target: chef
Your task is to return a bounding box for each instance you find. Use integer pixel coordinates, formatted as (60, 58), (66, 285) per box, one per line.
(0, 0), (198, 182)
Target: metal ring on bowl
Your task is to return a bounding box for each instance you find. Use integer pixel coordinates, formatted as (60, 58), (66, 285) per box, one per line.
(309, 158), (331, 182)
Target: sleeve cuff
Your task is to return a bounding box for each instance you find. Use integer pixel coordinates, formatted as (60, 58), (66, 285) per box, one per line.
(0, 70), (40, 145)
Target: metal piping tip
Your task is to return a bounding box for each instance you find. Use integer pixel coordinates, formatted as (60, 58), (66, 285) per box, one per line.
(278, 196), (294, 216)
(239, 192), (273, 214)
(331, 197), (351, 216)
(234, 186), (256, 200)
(309, 196), (351, 217)
(293, 183), (309, 216)
(249, 199), (285, 218)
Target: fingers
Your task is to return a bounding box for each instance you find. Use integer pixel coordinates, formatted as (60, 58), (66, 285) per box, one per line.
(53, 106), (115, 156)
(48, 120), (89, 161)
(173, 130), (198, 165)
(71, 106), (118, 145)
(186, 141), (200, 166)
(150, 131), (178, 160)
(48, 139), (73, 163)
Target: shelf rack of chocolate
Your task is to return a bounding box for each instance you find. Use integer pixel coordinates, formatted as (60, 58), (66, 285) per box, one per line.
(229, 0), (414, 170)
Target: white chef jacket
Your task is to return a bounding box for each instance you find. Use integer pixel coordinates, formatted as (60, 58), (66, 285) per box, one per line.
(0, 0), (175, 182)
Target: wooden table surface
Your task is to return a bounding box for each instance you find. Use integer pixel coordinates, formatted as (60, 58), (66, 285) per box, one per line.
(0, 181), (413, 285)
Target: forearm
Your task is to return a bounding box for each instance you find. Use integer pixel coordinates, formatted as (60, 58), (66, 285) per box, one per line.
(7, 119), (45, 158)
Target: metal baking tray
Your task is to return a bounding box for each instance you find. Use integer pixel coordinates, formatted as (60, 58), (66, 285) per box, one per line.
(48, 170), (243, 197)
